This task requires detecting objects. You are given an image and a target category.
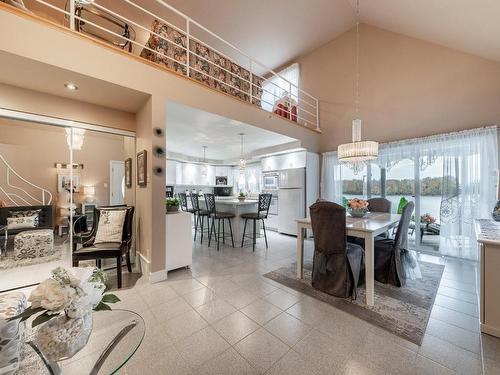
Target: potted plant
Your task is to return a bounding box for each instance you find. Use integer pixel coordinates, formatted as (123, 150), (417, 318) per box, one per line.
(238, 192), (246, 202)
(166, 198), (180, 213)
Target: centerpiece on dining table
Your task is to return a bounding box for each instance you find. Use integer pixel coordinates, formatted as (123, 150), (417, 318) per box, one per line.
(8, 267), (120, 362)
(347, 198), (369, 218)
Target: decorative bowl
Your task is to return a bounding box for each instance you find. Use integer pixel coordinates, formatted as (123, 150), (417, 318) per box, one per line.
(238, 196), (246, 201)
(348, 207), (368, 218)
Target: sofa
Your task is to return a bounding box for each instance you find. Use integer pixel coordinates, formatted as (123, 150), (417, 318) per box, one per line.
(0, 205), (54, 237)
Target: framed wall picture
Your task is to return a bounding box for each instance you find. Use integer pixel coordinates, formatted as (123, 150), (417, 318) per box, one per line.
(125, 158), (132, 188)
(57, 174), (80, 193)
(137, 150), (147, 187)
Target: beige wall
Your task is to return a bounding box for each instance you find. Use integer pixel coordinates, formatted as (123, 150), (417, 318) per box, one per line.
(297, 24), (500, 152)
(0, 83), (136, 132)
(0, 7), (321, 277)
(0, 118), (131, 207)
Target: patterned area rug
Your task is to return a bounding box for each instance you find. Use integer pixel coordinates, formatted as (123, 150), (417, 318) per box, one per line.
(264, 260), (444, 345)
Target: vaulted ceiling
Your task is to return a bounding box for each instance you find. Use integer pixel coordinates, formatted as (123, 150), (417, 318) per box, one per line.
(22, 0), (500, 71)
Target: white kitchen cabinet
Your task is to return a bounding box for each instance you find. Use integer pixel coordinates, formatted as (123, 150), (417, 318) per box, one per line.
(166, 160), (177, 185)
(261, 151), (306, 171)
(166, 211), (192, 271)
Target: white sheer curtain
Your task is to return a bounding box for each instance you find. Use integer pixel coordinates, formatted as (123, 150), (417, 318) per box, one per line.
(322, 126), (498, 260)
(321, 152), (343, 204)
(261, 63), (299, 112)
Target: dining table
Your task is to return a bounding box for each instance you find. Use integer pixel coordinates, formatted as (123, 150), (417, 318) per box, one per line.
(296, 212), (401, 306)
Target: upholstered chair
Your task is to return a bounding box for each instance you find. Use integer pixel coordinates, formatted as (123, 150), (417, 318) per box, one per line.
(373, 201), (414, 287)
(309, 201), (364, 299)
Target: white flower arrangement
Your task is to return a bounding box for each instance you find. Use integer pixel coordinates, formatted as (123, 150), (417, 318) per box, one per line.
(8, 267), (120, 327)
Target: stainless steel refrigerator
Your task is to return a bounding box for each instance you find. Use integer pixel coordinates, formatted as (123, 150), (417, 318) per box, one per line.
(278, 168), (305, 235)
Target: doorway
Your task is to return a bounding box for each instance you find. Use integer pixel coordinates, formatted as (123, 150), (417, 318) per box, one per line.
(110, 160), (125, 206)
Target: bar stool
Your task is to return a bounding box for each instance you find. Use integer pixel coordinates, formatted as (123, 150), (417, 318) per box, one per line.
(191, 194), (211, 243)
(179, 193), (196, 214)
(241, 193), (272, 252)
(204, 193), (235, 251)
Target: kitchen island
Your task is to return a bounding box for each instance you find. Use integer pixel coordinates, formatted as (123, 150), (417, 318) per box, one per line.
(215, 199), (261, 244)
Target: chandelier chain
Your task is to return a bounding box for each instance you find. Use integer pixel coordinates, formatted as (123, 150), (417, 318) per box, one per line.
(355, 0), (360, 120)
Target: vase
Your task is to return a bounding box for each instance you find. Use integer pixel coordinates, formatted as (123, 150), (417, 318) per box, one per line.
(166, 205), (179, 213)
(492, 200), (500, 221)
(348, 207), (367, 218)
(34, 311), (92, 362)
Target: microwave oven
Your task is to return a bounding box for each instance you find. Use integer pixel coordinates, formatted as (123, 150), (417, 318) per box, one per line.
(262, 173), (279, 190)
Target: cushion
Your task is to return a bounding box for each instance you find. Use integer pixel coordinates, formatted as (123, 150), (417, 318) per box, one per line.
(94, 210), (126, 244)
(9, 209), (41, 227)
(7, 215), (37, 230)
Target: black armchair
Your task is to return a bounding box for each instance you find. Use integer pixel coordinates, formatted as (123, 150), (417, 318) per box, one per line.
(72, 206), (134, 288)
(309, 201), (364, 299)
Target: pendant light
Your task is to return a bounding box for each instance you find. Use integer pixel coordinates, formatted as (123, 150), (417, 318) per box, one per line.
(337, 0), (378, 171)
(238, 133), (246, 171)
(200, 146), (208, 176)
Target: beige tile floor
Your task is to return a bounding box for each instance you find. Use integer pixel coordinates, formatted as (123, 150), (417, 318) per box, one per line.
(72, 231), (500, 374)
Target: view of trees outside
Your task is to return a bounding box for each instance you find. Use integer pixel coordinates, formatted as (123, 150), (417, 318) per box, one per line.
(343, 176), (441, 196)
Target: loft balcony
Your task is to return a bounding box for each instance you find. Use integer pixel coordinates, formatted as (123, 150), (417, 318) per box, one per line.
(2, 0), (320, 132)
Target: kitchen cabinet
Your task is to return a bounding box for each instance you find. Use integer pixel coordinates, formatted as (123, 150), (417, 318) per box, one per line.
(166, 160), (177, 185)
(261, 151), (306, 171)
(215, 166), (233, 186)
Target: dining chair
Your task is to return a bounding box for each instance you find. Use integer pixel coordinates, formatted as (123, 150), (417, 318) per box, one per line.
(191, 194), (210, 243)
(240, 193), (272, 252)
(72, 206), (134, 289)
(373, 201), (414, 287)
(204, 193), (235, 251)
(367, 198), (391, 213)
(309, 201), (364, 299)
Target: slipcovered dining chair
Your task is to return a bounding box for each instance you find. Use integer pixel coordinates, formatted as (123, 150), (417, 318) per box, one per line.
(373, 201), (414, 287)
(309, 201), (364, 299)
(367, 198), (391, 213)
(72, 206), (134, 289)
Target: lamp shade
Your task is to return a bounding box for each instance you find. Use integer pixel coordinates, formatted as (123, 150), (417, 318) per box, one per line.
(338, 141), (378, 162)
(83, 186), (95, 196)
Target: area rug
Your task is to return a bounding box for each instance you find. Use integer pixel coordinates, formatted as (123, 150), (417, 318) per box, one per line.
(264, 260), (444, 345)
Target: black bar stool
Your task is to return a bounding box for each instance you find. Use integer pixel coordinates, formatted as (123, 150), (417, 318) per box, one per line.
(191, 194), (211, 243)
(241, 193), (272, 252)
(205, 193), (235, 251)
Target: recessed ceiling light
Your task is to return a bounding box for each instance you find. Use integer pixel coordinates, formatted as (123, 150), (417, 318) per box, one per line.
(64, 82), (78, 91)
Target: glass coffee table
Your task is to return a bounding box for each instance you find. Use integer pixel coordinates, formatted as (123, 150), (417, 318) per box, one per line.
(21, 309), (145, 375)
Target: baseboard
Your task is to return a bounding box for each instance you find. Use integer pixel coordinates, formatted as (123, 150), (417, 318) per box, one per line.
(137, 252), (167, 283)
(149, 269), (168, 283)
(481, 323), (500, 338)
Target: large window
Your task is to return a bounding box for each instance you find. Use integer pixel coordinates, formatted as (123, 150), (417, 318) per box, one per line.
(321, 127), (498, 260)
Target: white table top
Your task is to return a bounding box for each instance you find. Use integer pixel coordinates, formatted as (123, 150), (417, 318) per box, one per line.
(296, 212), (401, 233)
(215, 199), (258, 206)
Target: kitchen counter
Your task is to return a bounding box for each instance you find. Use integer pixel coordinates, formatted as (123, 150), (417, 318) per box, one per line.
(215, 199), (258, 206)
(215, 200), (260, 244)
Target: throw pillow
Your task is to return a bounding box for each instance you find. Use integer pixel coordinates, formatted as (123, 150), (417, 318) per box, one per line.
(94, 210), (127, 244)
(9, 209), (41, 227)
(7, 215), (37, 230)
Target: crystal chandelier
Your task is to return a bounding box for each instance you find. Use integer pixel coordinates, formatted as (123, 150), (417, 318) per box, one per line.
(337, 0), (378, 171)
(66, 128), (85, 150)
(238, 133), (246, 171)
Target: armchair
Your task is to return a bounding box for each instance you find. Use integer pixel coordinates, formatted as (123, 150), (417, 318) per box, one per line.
(72, 206), (134, 288)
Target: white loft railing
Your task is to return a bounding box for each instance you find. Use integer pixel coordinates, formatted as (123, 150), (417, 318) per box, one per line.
(0, 154), (52, 206)
(19, 0), (320, 130)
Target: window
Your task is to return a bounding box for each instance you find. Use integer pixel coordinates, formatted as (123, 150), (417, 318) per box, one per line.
(261, 63), (299, 112)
